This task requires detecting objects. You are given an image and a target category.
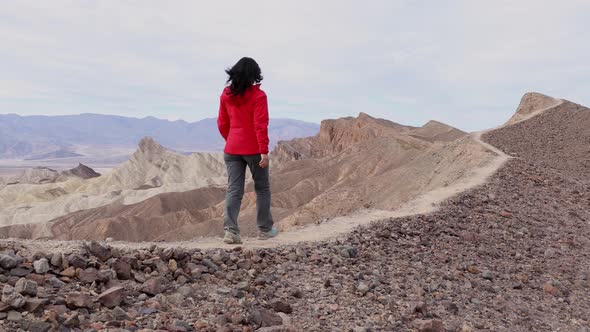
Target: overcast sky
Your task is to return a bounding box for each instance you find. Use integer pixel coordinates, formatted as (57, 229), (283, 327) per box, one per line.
(1, 1), (589, 131)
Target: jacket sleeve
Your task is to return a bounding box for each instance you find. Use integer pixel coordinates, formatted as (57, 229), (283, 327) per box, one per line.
(253, 94), (270, 154)
(217, 97), (230, 140)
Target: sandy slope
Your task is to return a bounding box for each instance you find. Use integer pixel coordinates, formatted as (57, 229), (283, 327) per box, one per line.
(0, 137), (226, 226)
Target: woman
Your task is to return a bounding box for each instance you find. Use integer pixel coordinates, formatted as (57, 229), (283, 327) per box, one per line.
(217, 57), (279, 244)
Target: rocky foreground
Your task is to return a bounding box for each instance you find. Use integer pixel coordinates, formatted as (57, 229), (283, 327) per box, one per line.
(1, 97), (590, 331)
(1, 160), (589, 332)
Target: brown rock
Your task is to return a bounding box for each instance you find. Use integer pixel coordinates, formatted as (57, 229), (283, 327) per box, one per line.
(45, 304), (68, 315)
(23, 298), (48, 313)
(65, 292), (94, 309)
(26, 273), (46, 285)
(467, 266), (481, 274)
(88, 241), (112, 261)
(0, 302), (10, 312)
(168, 259), (178, 272)
(270, 299), (293, 314)
(77, 267), (101, 284)
(64, 312), (80, 328)
(141, 277), (164, 296)
(543, 283), (558, 296)
(60, 266), (76, 278)
(42, 309), (60, 325)
(409, 301), (428, 314)
(98, 286), (124, 308)
(415, 319), (445, 332)
(112, 259), (132, 280)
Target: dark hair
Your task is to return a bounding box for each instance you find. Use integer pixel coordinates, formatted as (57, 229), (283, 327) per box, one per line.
(225, 57), (263, 96)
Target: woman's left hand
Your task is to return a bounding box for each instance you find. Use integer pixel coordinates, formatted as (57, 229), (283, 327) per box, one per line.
(259, 154), (269, 168)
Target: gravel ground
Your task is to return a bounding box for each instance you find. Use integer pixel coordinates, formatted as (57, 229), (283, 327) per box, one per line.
(1, 103), (589, 331)
(483, 100), (590, 180)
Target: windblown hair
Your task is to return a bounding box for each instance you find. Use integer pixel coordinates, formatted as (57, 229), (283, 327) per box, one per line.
(225, 57), (263, 96)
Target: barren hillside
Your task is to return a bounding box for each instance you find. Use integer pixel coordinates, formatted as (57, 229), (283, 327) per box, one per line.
(0, 93), (588, 331)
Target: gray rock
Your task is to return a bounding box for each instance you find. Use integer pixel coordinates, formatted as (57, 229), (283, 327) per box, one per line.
(50, 253), (63, 267)
(544, 248), (557, 258)
(236, 281), (250, 291)
(202, 259), (219, 271)
(67, 254), (87, 269)
(176, 285), (194, 297)
(139, 307), (158, 315)
(340, 245), (359, 258)
(482, 270), (494, 280)
(87, 240), (112, 261)
(6, 310), (22, 322)
(231, 289), (245, 299)
(113, 306), (129, 320)
(47, 276), (66, 288)
(167, 293), (185, 306)
(249, 308), (283, 328)
(0, 254), (18, 269)
(24, 320), (52, 332)
(33, 258), (50, 274)
(216, 287), (232, 295)
(357, 282), (370, 295)
(156, 260), (169, 274)
(270, 299), (293, 313)
(9, 267), (32, 277)
(2, 285), (26, 308)
(15, 277), (37, 296)
(172, 319), (194, 331)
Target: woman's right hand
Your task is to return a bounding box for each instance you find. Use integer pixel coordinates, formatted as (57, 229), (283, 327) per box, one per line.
(259, 154), (269, 168)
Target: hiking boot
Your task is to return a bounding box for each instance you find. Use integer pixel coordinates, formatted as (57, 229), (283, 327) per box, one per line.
(223, 231), (242, 244)
(258, 227), (279, 240)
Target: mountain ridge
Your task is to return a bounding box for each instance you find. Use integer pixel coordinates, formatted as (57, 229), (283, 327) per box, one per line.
(0, 113), (320, 159)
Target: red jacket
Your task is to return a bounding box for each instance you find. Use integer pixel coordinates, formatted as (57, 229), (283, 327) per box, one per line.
(217, 84), (270, 155)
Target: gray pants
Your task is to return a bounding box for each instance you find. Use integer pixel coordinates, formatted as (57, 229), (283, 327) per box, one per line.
(223, 153), (274, 234)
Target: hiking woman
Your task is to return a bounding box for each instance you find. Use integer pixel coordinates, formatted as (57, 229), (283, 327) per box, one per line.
(217, 57), (278, 244)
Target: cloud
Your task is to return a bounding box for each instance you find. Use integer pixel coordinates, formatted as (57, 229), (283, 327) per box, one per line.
(0, 0), (589, 130)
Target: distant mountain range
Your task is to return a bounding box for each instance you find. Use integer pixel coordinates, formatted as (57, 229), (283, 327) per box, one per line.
(0, 113), (319, 159)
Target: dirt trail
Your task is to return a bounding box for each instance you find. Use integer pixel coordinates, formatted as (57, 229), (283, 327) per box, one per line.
(0, 98), (564, 253)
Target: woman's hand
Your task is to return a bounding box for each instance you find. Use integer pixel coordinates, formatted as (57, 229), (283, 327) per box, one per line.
(259, 154), (269, 168)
